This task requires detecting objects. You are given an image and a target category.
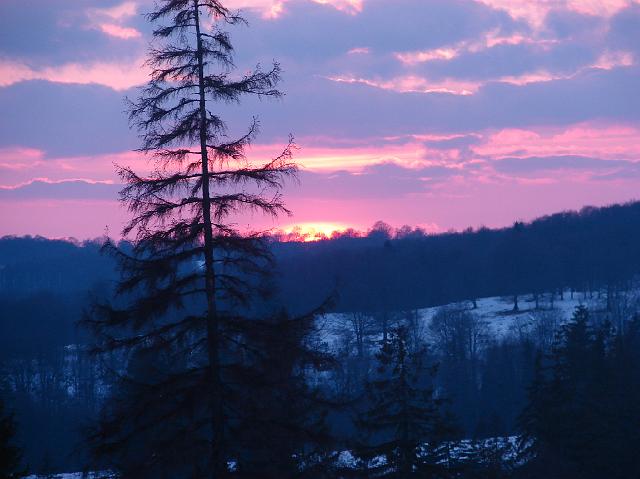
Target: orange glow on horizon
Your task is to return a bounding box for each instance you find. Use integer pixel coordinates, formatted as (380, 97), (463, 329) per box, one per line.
(279, 222), (356, 241)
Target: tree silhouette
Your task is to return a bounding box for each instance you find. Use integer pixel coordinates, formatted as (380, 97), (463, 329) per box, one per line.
(0, 398), (25, 478)
(232, 310), (335, 478)
(354, 326), (457, 477)
(84, 0), (296, 476)
(516, 305), (636, 478)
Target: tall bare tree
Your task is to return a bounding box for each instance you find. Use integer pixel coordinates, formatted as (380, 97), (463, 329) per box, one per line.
(85, 1), (296, 476)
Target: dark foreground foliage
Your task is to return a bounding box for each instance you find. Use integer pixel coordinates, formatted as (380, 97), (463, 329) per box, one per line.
(0, 397), (25, 479)
(350, 326), (457, 477)
(518, 307), (640, 479)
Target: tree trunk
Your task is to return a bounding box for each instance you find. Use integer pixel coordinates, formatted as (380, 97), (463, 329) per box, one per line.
(194, 2), (224, 476)
(398, 343), (411, 477)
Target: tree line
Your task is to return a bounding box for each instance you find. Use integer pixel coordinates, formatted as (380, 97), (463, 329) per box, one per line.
(3, 200), (640, 315)
(273, 201), (640, 315)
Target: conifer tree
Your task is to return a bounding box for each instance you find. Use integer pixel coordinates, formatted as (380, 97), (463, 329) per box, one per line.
(607, 315), (640, 478)
(85, 0), (296, 477)
(0, 398), (25, 479)
(354, 326), (456, 477)
(517, 305), (615, 478)
(231, 309), (335, 478)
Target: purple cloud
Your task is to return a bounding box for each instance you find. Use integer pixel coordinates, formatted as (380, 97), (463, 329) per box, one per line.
(0, 179), (120, 200)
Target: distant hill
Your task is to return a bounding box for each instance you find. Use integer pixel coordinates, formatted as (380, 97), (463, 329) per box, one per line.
(2, 200), (640, 314)
(273, 200), (640, 313)
(0, 236), (114, 294)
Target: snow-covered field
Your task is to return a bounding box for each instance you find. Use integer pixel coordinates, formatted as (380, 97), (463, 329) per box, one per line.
(335, 435), (519, 470)
(23, 474), (113, 479)
(317, 290), (637, 352)
(420, 294), (587, 338)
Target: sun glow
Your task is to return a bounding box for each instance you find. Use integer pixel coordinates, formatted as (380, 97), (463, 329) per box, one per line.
(279, 222), (353, 242)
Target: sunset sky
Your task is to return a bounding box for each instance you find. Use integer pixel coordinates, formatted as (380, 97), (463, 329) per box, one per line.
(1, 0), (640, 239)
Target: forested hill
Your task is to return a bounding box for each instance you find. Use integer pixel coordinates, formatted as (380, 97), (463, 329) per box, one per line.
(1, 200), (640, 315)
(274, 200), (640, 313)
(0, 236), (113, 294)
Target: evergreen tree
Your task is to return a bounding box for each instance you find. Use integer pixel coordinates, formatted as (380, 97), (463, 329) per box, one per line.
(606, 315), (640, 478)
(232, 310), (335, 478)
(517, 306), (617, 478)
(354, 326), (456, 477)
(84, 0), (296, 476)
(0, 397), (25, 479)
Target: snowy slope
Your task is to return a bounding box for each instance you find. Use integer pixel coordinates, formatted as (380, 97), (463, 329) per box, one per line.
(420, 294), (588, 338)
(317, 290), (632, 352)
(23, 474), (113, 479)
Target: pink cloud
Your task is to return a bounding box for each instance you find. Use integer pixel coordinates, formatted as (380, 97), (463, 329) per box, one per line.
(395, 48), (459, 65)
(0, 149), (144, 187)
(5, 121), (639, 190)
(91, 2), (138, 21)
(337, 47), (634, 96)
(325, 74), (478, 95)
(99, 23), (142, 39)
(476, 0), (563, 28)
(312, 0), (362, 14)
(489, 51), (633, 86)
(245, 142), (413, 173)
(0, 58), (148, 90)
(482, 31), (558, 50)
(225, 0), (362, 18)
(232, 0), (637, 21)
(496, 71), (569, 86)
(0, 147), (45, 166)
(476, 0), (635, 28)
(475, 123), (640, 160)
(593, 50), (635, 69)
(347, 47), (370, 55)
(566, 0), (636, 17)
(0, 177), (116, 191)
(87, 1), (142, 39)
(395, 31), (558, 67)
(0, 147), (49, 185)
